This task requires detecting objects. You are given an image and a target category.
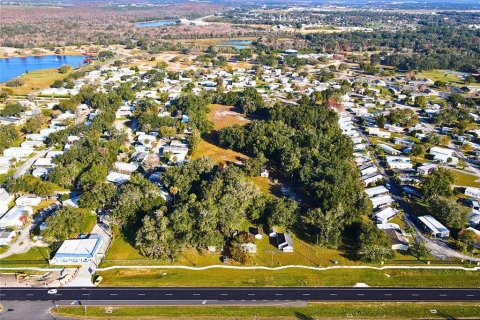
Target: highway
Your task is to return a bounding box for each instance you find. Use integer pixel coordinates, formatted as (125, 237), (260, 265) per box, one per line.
(2, 287), (480, 302)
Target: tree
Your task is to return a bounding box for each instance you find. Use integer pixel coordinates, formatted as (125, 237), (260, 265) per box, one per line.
(23, 113), (48, 134)
(0, 102), (25, 117)
(307, 205), (344, 247)
(420, 167), (454, 199)
(375, 114), (386, 129)
(414, 96), (427, 109)
(356, 222), (394, 263)
(135, 209), (179, 261)
(43, 207), (93, 243)
(234, 87), (264, 116)
(428, 196), (468, 228)
(58, 64), (72, 74)
(387, 108), (419, 127)
(266, 198), (298, 229)
(409, 241), (430, 260)
(243, 153), (267, 177)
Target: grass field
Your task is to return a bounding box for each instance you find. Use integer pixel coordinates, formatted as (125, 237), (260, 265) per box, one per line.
(97, 268), (480, 288)
(0, 68), (67, 95)
(208, 104), (249, 130)
(101, 234), (356, 268)
(191, 139), (247, 165)
(0, 247), (51, 267)
(53, 302), (480, 319)
(418, 69), (479, 87)
(451, 169), (480, 188)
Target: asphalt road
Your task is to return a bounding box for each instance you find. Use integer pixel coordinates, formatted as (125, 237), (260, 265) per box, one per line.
(2, 287), (480, 302)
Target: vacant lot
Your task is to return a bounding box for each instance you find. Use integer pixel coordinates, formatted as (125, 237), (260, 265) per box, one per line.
(54, 302), (480, 319)
(1, 68), (66, 95)
(208, 104), (249, 130)
(97, 268), (480, 288)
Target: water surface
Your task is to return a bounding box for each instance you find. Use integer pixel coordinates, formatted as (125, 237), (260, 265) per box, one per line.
(134, 20), (179, 27)
(0, 55), (85, 83)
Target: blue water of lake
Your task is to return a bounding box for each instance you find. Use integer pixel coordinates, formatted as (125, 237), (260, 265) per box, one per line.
(0, 55), (86, 83)
(134, 20), (179, 27)
(216, 40), (253, 50)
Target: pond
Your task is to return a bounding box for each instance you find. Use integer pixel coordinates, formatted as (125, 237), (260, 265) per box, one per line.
(216, 40), (253, 50)
(134, 20), (179, 28)
(0, 55), (86, 83)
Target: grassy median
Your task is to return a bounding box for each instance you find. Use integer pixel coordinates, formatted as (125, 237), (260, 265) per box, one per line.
(53, 302), (480, 319)
(97, 268), (480, 287)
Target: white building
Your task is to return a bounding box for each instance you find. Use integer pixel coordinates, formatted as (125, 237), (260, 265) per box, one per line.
(417, 163), (438, 175)
(50, 235), (103, 265)
(465, 187), (480, 199)
(373, 207), (397, 224)
(364, 185), (389, 198)
(0, 188), (14, 215)
(386, 156), (413, 169)
(362, 173), (383, 186)
(371, 194), (395, 209)
(15, 196), (42, 207)
(378, 144), (401, 156)
(3, 147), (34, 158)
(106, 172), (131, 184)
(418, 215), (450, 238)
(0, 206), (33, 229)
(0, 230), (16, 246)
(430, 147), (458, 165)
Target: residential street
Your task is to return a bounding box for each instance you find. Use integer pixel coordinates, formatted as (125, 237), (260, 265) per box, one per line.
(353, 112), (480, 262)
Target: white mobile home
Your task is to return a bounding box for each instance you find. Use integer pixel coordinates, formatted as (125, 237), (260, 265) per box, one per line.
(0, 188), (14, 215)
(0, 206), (33, 229)
(418, 215), (450, 238)
(364, 185), (389, 198)
(373, 207), (397, 224)
(371, 194), (395, 209)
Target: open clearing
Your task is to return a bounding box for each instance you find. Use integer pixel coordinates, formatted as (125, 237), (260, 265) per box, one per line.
(54, 302), (480, 319)
(0, 68), (67, 95)
(96, 268), (480, 288)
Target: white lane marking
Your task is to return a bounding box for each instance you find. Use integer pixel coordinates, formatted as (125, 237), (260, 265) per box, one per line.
(165, 294), (173, 296)
(412, 294), (420, 297)
(137, 293), (146, 296)
(248, 293), (255, 296)
(275, 293), (283, 296)
(302, 293), (311, 296)
(26, 294), (34, 296)
(220, 293), (228, 296)
(439, 294), (447, 297)
(329, 294), (338, 296)
(193, 294), (200, 296)
(82, 294), (90, 296)
(384, 294), (392, 296)
(110, 294), (118, 296)
(467, 294), (475, 297)
(357, 293), (365, 296)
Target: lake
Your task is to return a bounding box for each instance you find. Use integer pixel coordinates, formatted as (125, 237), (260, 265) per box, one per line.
(0, 55), (86, 83)
(216, 40), (253, 50)
(134, 20), (179, 27)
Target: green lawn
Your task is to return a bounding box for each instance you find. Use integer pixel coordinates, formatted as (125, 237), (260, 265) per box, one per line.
(0, 247), (51, 267)
(0, 68), (67, 95)
(97, 268), (480, 288)
(54, 302), (480, 319)
(452, 170), (480, 188)
(418, 69), (479, 87)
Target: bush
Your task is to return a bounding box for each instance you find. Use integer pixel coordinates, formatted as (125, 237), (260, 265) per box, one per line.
(5, 78), (25, 87)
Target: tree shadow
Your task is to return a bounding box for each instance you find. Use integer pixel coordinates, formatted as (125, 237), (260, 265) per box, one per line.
(294, 312), (314, 320)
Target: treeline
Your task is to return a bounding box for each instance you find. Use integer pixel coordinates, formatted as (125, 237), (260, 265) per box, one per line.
(219, 91), (372, 249)
(134, 158), (297, 261)
(303, 26), (480, 72)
